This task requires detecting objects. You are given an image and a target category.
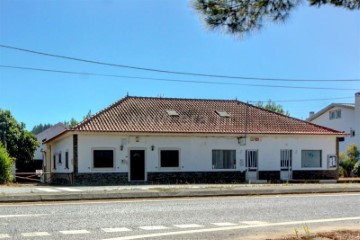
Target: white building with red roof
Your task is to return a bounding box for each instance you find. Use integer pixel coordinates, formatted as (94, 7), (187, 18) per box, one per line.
(43, 96), (343, 185)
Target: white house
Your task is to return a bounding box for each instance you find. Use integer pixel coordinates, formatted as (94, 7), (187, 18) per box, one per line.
(307, 92), (360, 153)
(44, 96), (343, 185)
(34, 123), (67, 161)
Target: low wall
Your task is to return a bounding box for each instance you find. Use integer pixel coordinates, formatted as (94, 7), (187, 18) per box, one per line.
(258, 171), (281, 182)
(292, 170), (338, 180)
(147, 171), (246, 184)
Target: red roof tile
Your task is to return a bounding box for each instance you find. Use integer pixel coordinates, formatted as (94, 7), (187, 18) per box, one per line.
(69, 96), (342, 135)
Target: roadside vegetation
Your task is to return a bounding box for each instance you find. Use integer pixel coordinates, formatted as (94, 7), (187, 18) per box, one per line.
(339, 144), (360, 177)
(270, 225), (360, 240)
(0, 144), (14, 183)
(0, 109), (38, 183)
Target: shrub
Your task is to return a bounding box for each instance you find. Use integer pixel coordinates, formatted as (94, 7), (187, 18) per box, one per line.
(353, 161), (360, 177)
(0, 144), (14, 184)
(339, 144), (360, 177)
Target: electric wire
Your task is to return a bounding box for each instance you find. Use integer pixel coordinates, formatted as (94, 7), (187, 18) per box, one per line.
(1, 44), (360, 82)
(0, 64), (358, 91)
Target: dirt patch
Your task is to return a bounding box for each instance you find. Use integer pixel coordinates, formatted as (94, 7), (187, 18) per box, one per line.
(270, 230), (360, 240)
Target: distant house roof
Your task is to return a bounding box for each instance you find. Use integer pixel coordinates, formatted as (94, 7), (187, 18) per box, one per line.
(36, 123), (67, 142)
(307, 103), (355, 122)
(45, 96), (342, 143)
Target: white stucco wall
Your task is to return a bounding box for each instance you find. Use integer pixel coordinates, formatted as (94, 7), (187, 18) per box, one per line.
(309, 93), (360, 153)
(49, 136), (73, 173)
(311, 107), (358, 153)
(65, 133), (337, 176)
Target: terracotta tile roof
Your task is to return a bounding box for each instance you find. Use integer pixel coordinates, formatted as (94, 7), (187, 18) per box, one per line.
(70, 96), (342, 135)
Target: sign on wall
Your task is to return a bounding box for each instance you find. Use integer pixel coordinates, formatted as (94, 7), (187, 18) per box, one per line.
(327, 155), (337, 169)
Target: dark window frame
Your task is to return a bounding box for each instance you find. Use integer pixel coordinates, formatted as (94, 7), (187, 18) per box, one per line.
(159, 149), (180, 168)
(93, 149), (115, 169)
(65, 151), (69, 169)
(58, 152), (62, 164)
(53, 154), (56, 169)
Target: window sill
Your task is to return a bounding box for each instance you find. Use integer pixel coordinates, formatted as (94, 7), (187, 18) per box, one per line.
(91, 168), (116, 172)
(159, 167), (181, 171)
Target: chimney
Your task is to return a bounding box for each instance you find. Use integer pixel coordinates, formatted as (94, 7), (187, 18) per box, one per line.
(309, 111), (315, 118)
(355, 92), (360, 134)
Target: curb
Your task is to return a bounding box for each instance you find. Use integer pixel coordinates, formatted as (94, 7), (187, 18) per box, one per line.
(1, 187), (360, 203)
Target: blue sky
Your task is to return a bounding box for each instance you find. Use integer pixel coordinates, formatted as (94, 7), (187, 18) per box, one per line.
(0, 0), (359, 131)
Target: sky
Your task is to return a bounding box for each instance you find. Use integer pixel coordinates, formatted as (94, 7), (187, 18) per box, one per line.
(0, 0), (359, 131)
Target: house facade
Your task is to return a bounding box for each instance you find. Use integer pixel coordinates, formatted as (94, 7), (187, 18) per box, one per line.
(307, 92), (360, 153)
(44, 96), (343, 185)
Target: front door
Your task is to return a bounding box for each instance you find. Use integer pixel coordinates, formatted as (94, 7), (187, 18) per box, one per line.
(245, 150), (258, 182)
(280, 150), (292, 180)
(130, 150), (145, 181)
(280, 166), (292, 180)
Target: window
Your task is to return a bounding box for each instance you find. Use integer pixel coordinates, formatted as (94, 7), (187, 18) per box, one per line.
(160, 150), (179, 168)
(165, 109), (179, 116)
(212, 150), (236, 169)
(58, 152), (62, 164)
(246, 150), (258, 170)
(329, 110), (341, 120)
(301, 150), (322, 168)
(53, 154), (56, 169)
(350, 129), (356, 137)
(215, 111), (231, 117)
(280, 150), (292, 170)
(65, 151), (69, 169)
(336, 110), (341, 118)
(93, 150), (114, 168)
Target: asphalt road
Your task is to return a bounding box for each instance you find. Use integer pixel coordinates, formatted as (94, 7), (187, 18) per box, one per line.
(0, 193), (359, 239)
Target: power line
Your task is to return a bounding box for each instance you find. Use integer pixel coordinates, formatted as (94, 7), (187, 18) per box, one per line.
(1, 44), (360, 82)
(1, 64), (359, 91)
(249, 97), (353, 103)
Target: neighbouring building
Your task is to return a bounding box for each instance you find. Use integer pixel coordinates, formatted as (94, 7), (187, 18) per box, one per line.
(307, 92), (360, 153)
(34, 123), (67, 161)
(43, 96), (343, 185)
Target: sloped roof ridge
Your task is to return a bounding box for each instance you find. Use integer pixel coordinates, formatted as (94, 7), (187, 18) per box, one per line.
(128, 95), (239, 103)
(71, 95), (129, 130)
(307, 102), (355, 121)
(244, 102), (341, 134)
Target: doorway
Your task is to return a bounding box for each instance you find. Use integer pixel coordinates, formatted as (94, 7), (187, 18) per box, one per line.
(130, 150), (145, 181)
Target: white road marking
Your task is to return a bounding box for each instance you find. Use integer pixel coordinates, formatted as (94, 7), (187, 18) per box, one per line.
(139, 226), (168, 231)
(173, 224), (203, 228)
(102, 228), (132, 233)
(55, 187), (83, 192)
(60, 229), (90, 235)
(212, 222), (237, 226)
(21, 232), (50, 237)
(241, 221), (268, 225)
(0, 234), (10, 239)
(0, 214), (48, 218)
(102, 216), (360, 240)
(35, 188), (60, 192)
